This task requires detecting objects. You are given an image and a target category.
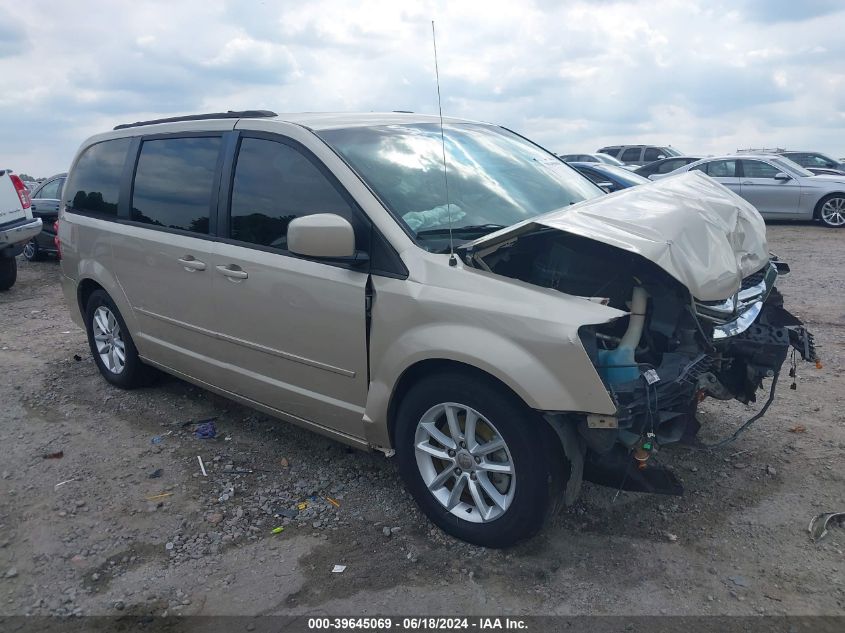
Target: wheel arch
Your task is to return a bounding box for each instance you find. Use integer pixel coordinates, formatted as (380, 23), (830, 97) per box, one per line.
(77, 277), (106, 316)
(385, 358), (546, 449)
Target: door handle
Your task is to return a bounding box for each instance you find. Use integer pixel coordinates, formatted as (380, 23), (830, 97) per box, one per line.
(215, 265), (248, 280)
(741, 181), (754, 185)
(178, 256), (206, 272)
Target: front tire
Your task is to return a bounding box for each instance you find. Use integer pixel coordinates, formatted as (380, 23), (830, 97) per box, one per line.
(84, 289), (153, 388)
(817, 194), (845, 228)
(0, 257), (17, 291)
(395, 371), (566, 548)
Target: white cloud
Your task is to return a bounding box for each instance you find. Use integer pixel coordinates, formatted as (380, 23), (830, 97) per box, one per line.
(1, 0), (844, 175)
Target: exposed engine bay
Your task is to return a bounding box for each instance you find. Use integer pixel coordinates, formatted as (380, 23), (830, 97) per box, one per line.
(467, 228), (818, 497)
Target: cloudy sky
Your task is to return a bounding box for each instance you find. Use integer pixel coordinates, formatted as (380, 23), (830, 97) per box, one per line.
(2, 0), (844, 177)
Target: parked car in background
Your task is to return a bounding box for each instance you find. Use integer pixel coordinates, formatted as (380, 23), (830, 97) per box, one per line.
(558, 152), (627, 167)
(24, 172), (66, 260)
(803, 166), (845, 176)
(597, 145), (682, 166)
(569, 162), (650, 192)
(667, 154), (845, 227)
(635, 156), (703, 180)
(738, 148), (845, 173)
(0, 170), (42, 290)
(58, 110), (816, 547)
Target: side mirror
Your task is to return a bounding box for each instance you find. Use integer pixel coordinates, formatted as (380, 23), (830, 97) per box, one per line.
(774, 172), (791, 181)
(596, 181), (616, 193)
(288, 214), (366, 264)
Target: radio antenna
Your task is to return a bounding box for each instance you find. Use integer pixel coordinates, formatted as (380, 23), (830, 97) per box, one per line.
(431, 20), (456, 266)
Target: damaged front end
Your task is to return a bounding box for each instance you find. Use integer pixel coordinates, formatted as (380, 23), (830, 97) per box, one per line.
(461, 172), (818, 499)
(574, 258), (817, 496)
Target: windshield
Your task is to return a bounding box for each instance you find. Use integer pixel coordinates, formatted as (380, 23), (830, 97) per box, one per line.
(594, 153), (626, 166)
(318, 123), (602, 249)
(663, 147), (682, 157)
(770, 156), (813, 178)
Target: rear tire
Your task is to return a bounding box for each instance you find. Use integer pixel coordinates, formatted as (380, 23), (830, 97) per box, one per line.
(394, 371), (566, 548)
(84, 289), (154, 388)
(816, 194), (845, 228)
(0, 257), (17, 291)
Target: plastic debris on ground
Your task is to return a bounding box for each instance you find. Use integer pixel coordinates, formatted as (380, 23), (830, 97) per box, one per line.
(194, 419), (217, 439)
(789, 425), (806, 433)
(150, 431), (172, 444)
(148, 468), (163, 479)
(197, 456), (208, 477)
(42, 451), (64, 459)
(331, 564), (346, 573)
(271, 526), (284, 535)
(54, 478), (76, 489)
(809, 511), (845, 543)
(326, 496), (341, 508)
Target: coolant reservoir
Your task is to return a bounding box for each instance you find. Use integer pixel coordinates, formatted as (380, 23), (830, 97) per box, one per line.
(597, 286), (648, 385)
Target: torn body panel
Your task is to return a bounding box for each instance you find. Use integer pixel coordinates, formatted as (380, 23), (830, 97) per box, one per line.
(461, 177), (816, 499)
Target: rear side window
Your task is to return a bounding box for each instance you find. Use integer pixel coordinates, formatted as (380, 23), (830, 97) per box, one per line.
(65, 139), (130, 216)
(599, 147), (619, 157)
(706, 160), (737, 177)
(35, 178), (62, 199)
(131, 137), (221, 234)
(621, 148), (641, 162)
(229, 137), (358, 251)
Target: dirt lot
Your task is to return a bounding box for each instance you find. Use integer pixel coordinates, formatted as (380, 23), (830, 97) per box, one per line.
(0, 223), (843, 618)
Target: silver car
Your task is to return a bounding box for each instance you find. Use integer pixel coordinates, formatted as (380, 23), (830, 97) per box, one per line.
(668, 154), (845, 227)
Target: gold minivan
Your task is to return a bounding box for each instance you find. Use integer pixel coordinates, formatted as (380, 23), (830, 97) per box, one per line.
(59, 111), (816, 547)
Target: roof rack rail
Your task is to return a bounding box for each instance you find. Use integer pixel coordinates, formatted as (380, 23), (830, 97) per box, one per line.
(114, 110), (278, 131)
(736, 147), (785, 154)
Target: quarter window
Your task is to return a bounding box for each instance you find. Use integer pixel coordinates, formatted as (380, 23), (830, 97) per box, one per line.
(229, 137), (357, 251)
(741, 160), (778, 178)
(65, 139), (130, 216)
(621, 148), (641, 163)
(131, 137), (221, 234)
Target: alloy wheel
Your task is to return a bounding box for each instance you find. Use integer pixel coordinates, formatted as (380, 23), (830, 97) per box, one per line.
(821, 197), (845, 227)
(92, 306), (126, 374)
(414, 402), (516, 523)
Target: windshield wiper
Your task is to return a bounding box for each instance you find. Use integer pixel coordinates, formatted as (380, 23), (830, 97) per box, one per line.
(416, 224), (507, 237)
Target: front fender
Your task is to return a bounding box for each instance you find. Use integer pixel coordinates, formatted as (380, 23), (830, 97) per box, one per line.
(365, 321), (617, 448)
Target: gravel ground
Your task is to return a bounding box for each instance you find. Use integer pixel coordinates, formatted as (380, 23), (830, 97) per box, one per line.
(0, 223), (843, 617)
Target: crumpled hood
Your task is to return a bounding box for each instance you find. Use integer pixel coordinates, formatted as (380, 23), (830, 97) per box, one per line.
(463, 171), (769, 301)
